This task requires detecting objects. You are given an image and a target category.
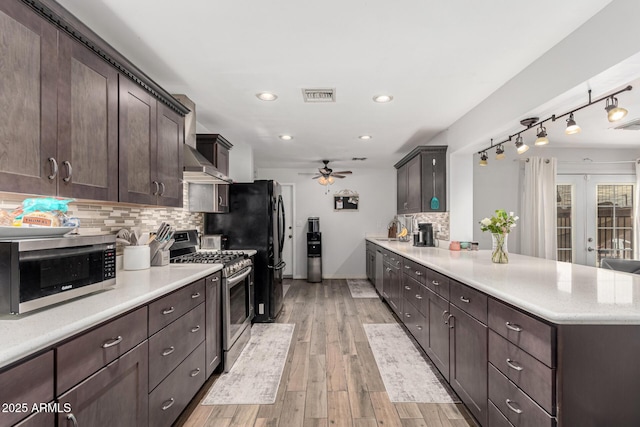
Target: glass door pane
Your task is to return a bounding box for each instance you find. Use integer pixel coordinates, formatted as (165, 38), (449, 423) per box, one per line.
(557, 184), (573, 263)
(596, 184), (634, 265)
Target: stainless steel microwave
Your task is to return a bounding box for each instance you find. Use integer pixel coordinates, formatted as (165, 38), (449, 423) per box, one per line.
(0, 234), (116, 314)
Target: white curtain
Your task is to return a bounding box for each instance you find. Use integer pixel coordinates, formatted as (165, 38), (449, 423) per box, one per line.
(521, 157), (557, 259)
(634, 159), (640, 259)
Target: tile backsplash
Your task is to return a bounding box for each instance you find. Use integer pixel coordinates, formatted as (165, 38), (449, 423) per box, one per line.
(0, 186), (203, 235)
(398, 212), (450, 240)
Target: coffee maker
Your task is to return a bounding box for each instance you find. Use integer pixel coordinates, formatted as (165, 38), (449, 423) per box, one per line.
(413, 223), (435, 247)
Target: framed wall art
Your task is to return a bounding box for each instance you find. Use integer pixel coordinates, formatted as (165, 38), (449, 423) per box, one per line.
(334, 189), (359, 211)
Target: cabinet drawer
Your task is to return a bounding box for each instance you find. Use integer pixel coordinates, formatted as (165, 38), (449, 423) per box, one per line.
(402, 258), (427, 284)
(0, 351), (53, 427)
(149, 279), (205, 335)
(149, 303), (205, 391)
(488, 299), (555, 367)
(149, 342), (206, 427)
(489, 330), (555, 414)
(57, 307), (148, 395)
(402, 275), (426, 314)
(427, 269), (450, 299)
(387, 253), (403, 269)
(14, 410), (55, 427)
(450, 280), (487, 324)
(489, 364), (556, 427)
(488, 400), (515, 427)
(401, 297), (426, 346)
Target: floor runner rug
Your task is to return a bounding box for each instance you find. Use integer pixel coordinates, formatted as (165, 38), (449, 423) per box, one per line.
(201, 323), (294, 405)
(347, 279), (378, 298)
(363, 323), (457, 403)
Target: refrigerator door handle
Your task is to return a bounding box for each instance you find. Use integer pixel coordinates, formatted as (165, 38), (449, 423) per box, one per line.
(277, 195), (285, 256)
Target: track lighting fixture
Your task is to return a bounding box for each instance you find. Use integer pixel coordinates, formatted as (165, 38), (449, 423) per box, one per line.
(476, 85), (632, 166)
(565, 113), (581, 135)
(605, 96), (628, 122)
(515, 135), (529, 154)
(535, 125), (549, 146)
(479, 152), (488, 166)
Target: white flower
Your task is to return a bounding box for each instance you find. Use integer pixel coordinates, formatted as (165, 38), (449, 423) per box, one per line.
(510, 223), (516, 228)
(480, 218), (491, 226)
(514, 216), (519, 221)
(509, 211), (514, 217)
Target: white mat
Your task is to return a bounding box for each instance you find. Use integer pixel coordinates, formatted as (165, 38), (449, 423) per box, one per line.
(201, 323), (294, 405)
(346, 279), (378, 298)
(363, 323), (456, 403)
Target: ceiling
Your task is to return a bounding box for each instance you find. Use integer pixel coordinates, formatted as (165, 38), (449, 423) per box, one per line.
(56, 0), (617, 170)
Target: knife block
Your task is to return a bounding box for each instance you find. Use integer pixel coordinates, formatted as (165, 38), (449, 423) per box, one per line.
(151, 249), (169, 266)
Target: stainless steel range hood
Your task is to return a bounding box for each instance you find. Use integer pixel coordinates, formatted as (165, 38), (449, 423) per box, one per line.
(183, 143), (232, 184)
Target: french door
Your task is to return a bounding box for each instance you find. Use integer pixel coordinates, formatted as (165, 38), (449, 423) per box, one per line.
(557, 175), (635, 267)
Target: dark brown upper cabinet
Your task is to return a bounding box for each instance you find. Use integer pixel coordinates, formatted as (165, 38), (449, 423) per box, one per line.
(196, 134), (233, 208)
(156, 103), (184, 207)
(57, 33), (119, 201)
(0, 1), (58, 196)
(395, 146), (447, 214)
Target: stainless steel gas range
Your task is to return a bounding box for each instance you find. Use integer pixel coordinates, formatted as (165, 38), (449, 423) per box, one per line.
(170, 230), (254, 372)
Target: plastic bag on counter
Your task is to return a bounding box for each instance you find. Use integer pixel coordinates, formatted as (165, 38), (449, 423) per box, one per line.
(11, 197), (77, 227)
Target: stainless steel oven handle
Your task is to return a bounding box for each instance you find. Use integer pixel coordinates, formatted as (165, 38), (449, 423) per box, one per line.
(268, 261), (286, 271)
(227, 267), (252, 287)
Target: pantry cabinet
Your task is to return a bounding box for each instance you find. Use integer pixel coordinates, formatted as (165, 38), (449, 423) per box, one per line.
(395, 146), (447, 214)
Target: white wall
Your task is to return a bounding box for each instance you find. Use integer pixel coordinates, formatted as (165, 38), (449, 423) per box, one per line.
(427, 0), (640, 239)
(472, 148), (640, 252)
(256, 167), (396, 279)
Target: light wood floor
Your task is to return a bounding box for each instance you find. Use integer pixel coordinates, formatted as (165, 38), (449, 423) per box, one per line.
(175, 279), (478, 427)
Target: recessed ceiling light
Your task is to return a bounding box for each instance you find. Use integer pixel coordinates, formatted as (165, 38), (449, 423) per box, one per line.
(359, 135), (372, 140)
(373, 94), (393, 103)
(256, 92), (278, 101)
(279, 135), (293, 141)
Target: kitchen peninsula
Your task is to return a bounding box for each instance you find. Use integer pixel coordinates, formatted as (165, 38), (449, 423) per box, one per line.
(367, 237), (640, 427)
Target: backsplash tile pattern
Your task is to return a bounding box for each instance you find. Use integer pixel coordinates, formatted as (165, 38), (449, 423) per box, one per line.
(0, 186), (204, 235)
(399, 212), (450, 240)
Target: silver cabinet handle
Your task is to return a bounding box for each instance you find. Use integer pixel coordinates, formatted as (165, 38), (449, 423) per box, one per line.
(460, 296), (470, 303)
(102, 336), (123, 349)
(67, 413), (79, 427)
(386, 268), (391, 272)
(415, 294), (423, 300)
(447, 314), (454, 328)
(383, 253), (388, 257)
(162, 398), (175, 411)
(506, 322), (523, 332)
(153, 181), (160, 195)
(416, 325), (423, 331)
(432, 280), (439, 286)
(191, 325), (201, 333)
(505, 399), (523, 414)
(162, 306), (175, 315)
(415, 271), (422, 276)
(191, 292), (201, 299)
(48, 157), (58, 180)
(404, 265), (411, 269)
(506, 358), (524, 371)
(162, 346), (175, 356)
(442, 310), (449, 323)
(405, 313), (411, 318)
(62, 161), (72, 182)
(159, 181), (165, 196)
(211, 276), (219, 282)
(190, 368), (201, 377)
(404, 286), (411, 290)
(390, 257), (395, 261)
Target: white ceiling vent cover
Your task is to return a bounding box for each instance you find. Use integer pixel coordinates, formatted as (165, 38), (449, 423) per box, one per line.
(302, 88), (336, 102)
(614, 118), (640, 131)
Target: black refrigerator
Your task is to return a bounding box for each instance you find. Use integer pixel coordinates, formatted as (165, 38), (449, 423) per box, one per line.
(205, 180), (285, 322)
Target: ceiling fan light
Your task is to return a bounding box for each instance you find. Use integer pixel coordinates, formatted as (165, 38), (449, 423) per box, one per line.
(256, 92), (277, 101)
(327, 176), (335, 184)
(495, 145), (505, 160)
(535, 126), (549, 146)
(373, 94), (393, 103)
(565, 113), (581, 135)
(515, 136), (529, 154)
(318, 176), (328, 185)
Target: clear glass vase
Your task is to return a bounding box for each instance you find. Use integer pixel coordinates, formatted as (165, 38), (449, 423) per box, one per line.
(491, 233), (509, 264)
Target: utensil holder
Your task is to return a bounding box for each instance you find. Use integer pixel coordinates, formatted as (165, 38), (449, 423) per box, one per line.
(123, 245), (150, 270)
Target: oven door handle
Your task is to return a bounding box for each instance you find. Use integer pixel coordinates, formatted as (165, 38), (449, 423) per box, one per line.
(227, 267), (252, 287)
(268, 261), (286, 271)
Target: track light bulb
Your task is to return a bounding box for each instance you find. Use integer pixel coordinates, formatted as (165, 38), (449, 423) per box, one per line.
(515, 135), (529, 154)
(535, 125), (549, 146)
(495, 145), (505, 160)
(605, 96), (628, 122)
(565, 113), (581, 135)
(479, 152), (488, 166)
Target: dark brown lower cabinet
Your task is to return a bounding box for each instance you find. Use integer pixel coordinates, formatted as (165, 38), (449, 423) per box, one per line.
(205, 271), (222, 378)
(57, 341), (149, 427)
(426, 289), (450, 381)
(449, 304), (488, 426)
(14, 411), (55, 427)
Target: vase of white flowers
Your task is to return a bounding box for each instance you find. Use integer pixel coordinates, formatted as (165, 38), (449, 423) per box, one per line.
(479, 209), (518, 264)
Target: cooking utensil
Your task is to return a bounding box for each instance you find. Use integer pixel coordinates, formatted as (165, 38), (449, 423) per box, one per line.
(430, 158), (440, 210)
(116, 238), (131, 246)
(116, 229), (131, 242)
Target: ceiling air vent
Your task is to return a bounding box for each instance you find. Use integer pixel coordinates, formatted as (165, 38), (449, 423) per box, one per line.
(302, 88), (336, 103)
(614, 118), (640, 131)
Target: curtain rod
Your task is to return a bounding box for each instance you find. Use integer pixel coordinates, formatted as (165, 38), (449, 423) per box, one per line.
(514, 157), (638, 164)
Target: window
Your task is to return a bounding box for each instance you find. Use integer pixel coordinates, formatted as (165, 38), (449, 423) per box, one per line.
(557, 184), (572, 262)
(596, 184), (634, 264)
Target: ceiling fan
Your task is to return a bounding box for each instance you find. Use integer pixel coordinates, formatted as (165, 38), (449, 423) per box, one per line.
(311, 160), (352, 185)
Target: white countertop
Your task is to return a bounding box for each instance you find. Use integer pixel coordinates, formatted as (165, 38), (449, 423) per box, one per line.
(0, 263), (222, 370)
(368, 238), (640, 325)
